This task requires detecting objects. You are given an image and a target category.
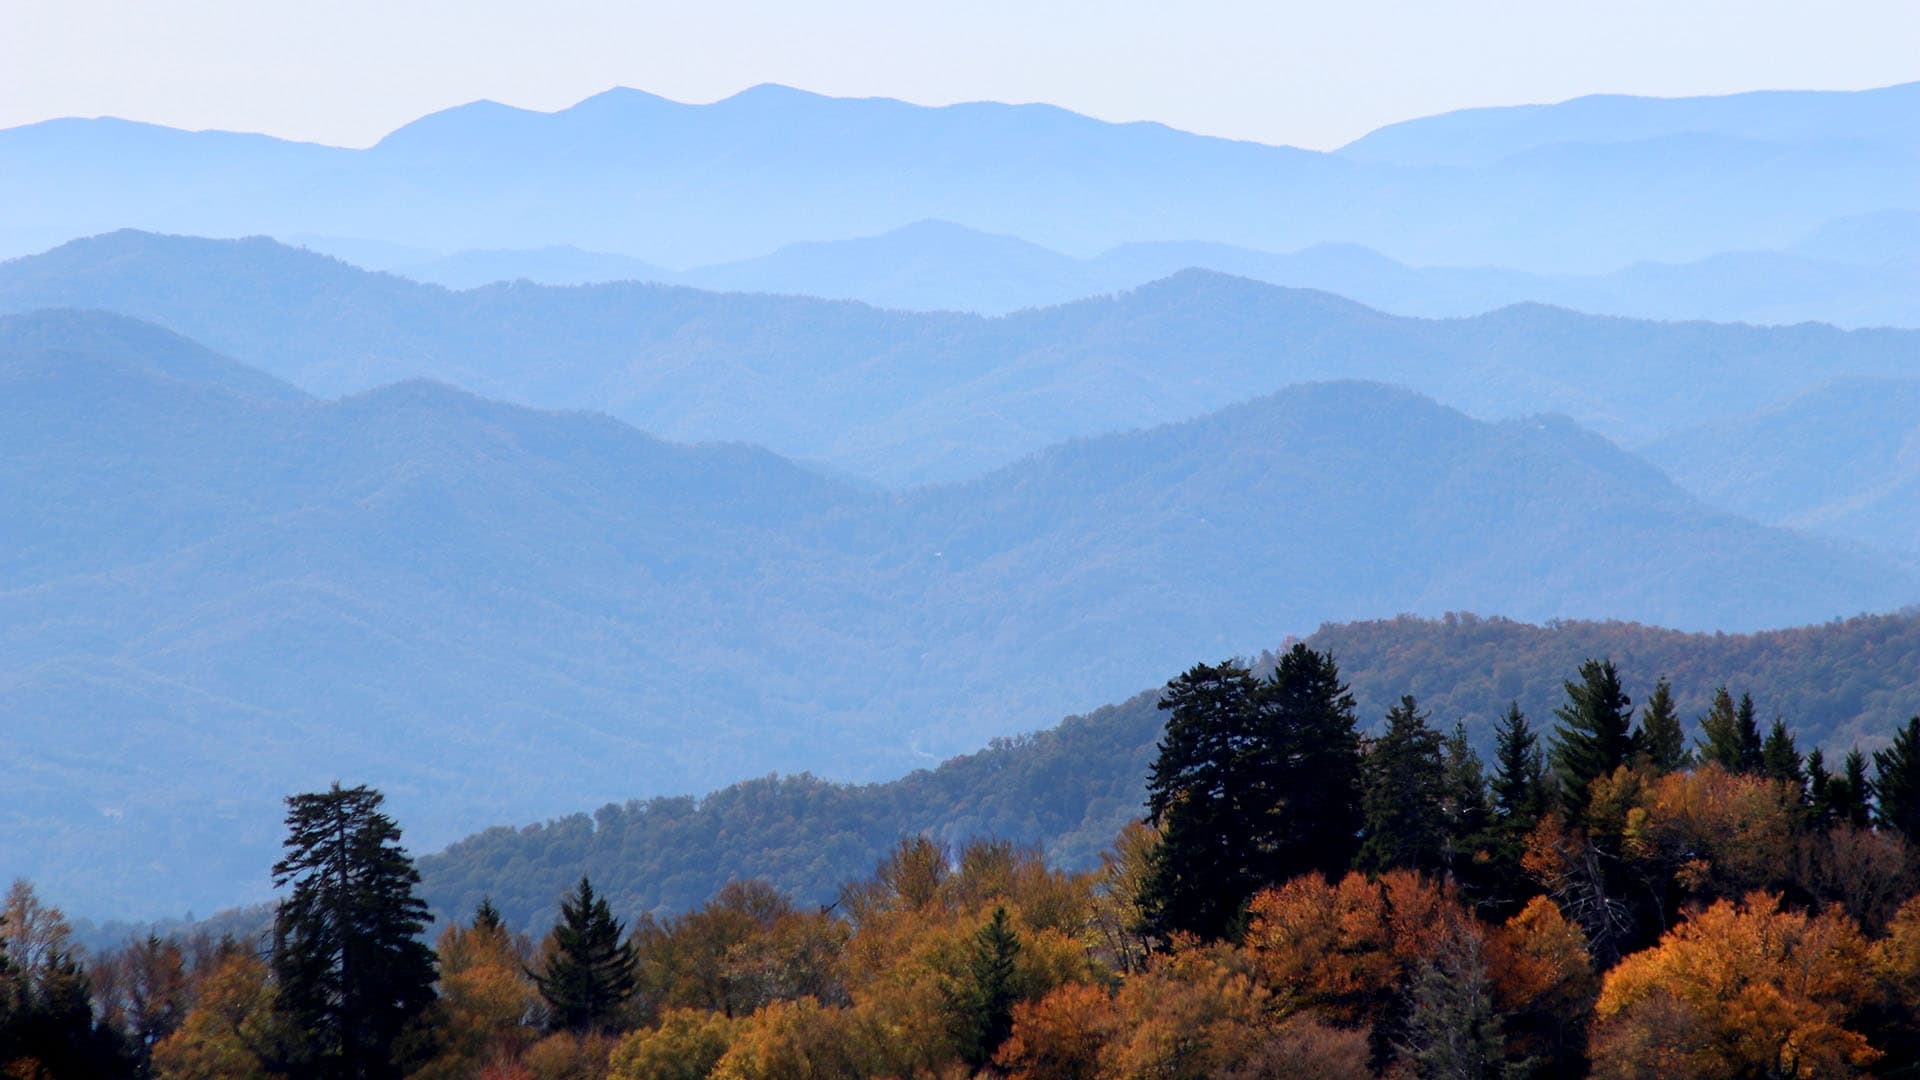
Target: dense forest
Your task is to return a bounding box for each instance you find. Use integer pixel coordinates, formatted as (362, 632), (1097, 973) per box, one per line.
(412, 610), (1920, 936)
(12, 643), (1920, 1079)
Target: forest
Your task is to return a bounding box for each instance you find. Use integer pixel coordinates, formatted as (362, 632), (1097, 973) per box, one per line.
(10, 645), (1920, 1079)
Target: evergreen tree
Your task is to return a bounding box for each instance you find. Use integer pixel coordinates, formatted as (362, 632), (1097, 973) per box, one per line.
(1761, 719), (1806, 794)
(1440, 721), (1492, 878)
(1733, 693), (1765, 773)
(1697, 686), (1742, 772)
(272, 783), (438, 1080)
(1806, 749), (1835, 828)
(1142, 646), (1362, 941)
(1874, 716), (1920, 845)
(1395, 928), (1515, 1080)
(534, 876), (637, 1033)
(1832, 749), (1875, 830)
(1548, 659), (1637, 820)
(949, 906), (1021, 1070)
(1358, 696), (1448, 875)
(1637, 677), (1689, 774)
(1486, 703), (1550, 907)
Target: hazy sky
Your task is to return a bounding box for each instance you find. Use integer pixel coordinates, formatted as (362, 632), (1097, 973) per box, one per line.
(4, 0), (1917, 149)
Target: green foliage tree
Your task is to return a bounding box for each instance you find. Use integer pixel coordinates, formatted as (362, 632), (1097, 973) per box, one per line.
(1806, 749), (1835, 828)
(1485, 703), (1550, 908)
(1636, 677), (1688, 774)
(271, 783), (438, 1080)
(1548, 659), (1637, 821)
(1832, 749), (1875, 830)
(950, 906), (1022, 1070)
(535, 876), (638, 1033)
(1441, 721), (1493, 879)
(1875, 717), (1920, 845)
(1358, 696), (1448, 875)
(1761, 719), (1805, 793)
(1697, 688), (1764, 775)
(1142, 646), (1362, 941)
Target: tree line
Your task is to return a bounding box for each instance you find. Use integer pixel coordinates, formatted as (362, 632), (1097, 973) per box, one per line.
(9, 644), (1920, 1078)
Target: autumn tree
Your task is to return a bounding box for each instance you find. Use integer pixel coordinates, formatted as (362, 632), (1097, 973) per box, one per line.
(535, 876), (637, 1033)
(1591, 893), (1879, 1079)
(414, 900), (539, 1080)
(1548, 659), (1637, 821)
(271, 783), (438, 1080)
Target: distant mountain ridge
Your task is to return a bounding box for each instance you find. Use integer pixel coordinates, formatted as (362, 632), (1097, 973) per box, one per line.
(383, 216), (1920, 329)
(7, 231), (1920, 488)
(3, 81), (1915, 271)
(6, 311), (1909, 919)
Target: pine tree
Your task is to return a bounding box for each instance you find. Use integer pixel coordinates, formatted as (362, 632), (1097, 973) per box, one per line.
(1637, 677), (1689, 774)
(1733, 693), (1765, 774)
(534, 876), (636, 1033)
(1761, 719), (1805, 794)
(1874, 716), (1920, 845)
(1142, 646), (1362, 941)
(1395, 927), (1516, 1080)
(1358, 696), (1448, 875)
(1806, 749), (1835, 828)
(1485, 703), (1550, 908)
(272, 783), (438, 1080)
(1832, 749), (1874, 830)
(1441, 721), (1492, 878)
(1696, 686), (1742, 772)
(1548, 659), (1637, 821)
(950, 906), (1022, 1070)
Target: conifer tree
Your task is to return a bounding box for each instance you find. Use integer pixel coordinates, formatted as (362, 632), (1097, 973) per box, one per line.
(1874, 716), (1920, 845)
(1761, 719), (1806, 794)
(1637, 677), (1688, 774)
(1486, 703), (1550, 909)
(1142, 645), (1362, 941)
(1806, 749), (1835, 828)
(1696, 686), (1742, 772)
(1441, 721), (1492, 877)
(1358, 696), (1448, 875)
(1833, 749), (1875, 830)
(1548, 659), (1637, 821)
(272, 783), (437, 1080)
(950, 906), (1022, 1070)
(535, 876), (637, 1033)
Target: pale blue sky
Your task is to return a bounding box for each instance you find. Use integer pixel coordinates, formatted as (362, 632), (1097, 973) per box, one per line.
(3, 0), (1917, 149)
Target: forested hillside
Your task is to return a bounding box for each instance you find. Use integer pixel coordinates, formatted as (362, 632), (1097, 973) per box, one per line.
(417, 610), (1920, 935)
(7, 232), (1920, 484)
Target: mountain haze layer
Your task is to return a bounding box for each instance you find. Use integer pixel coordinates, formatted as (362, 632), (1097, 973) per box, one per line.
(6, 312), (1909, 917)
(6, 232), (1920, 487)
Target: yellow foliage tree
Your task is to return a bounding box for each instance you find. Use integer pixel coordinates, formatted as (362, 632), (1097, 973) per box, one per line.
(1592, 893), (1879, 1079)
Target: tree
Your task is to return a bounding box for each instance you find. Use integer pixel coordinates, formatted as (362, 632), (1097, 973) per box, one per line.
(1486, 703), (1551, 908)
(534, 876), (637, 1033)
(1835, 749), (1875, 830)
(1142, 648), (1365, 941)
(1440, 721), (1493, 881)
(1875, 716), (1920, 845)
(1358, 696), (1448, 875)
(1636, 678), (1688, 774)
(1548, 659), (1637, 821)
(1761, 718), (1806, 795)
(949, 906), (1022, 1070)
(1697, 687), (1763, 775)
(271, 783), (438, 1080)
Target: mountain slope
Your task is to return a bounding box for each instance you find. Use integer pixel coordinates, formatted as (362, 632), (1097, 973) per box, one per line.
(415, 610), (1920, 934)
(1641, 378), (1920, 555)
(5, 321), (1913, 918)
(7, 232), (1920, 487)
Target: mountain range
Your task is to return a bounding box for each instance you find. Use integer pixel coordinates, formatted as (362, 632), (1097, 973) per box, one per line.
(6, 231), (1920, 489)
(7, 308), (1911, 919)
(4, 82), (1915, 271)
(371, 214), (1920, 330)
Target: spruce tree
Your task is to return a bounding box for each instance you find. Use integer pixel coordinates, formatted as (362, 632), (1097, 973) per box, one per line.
(535, 876), (636, 1033)
(1637, 677), (1688, 774)
(1441, 721), (1492, 877)
(1142, 645), (1362, 941)
(1833, 749), (1874, 830)
(1697, 686), (1742, 771)
(1486, 703), (1549, 909)
(1874, 716), (1920, 845)
(272, 783), (437, 1080)
(1733, 693), (1765, 774)
(1548, 659), (1637, 821)
(1806, 749), (1835, 828)
(950, 906), (1022, 1070)
(1761, 719), (1806, 793)
(1358, 696), (1448, 875)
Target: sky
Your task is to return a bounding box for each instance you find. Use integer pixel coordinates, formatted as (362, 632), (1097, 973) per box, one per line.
(3, 0), (1918, 150)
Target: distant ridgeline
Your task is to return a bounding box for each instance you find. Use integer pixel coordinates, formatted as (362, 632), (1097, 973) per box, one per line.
(419, 609), (1920, 934)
